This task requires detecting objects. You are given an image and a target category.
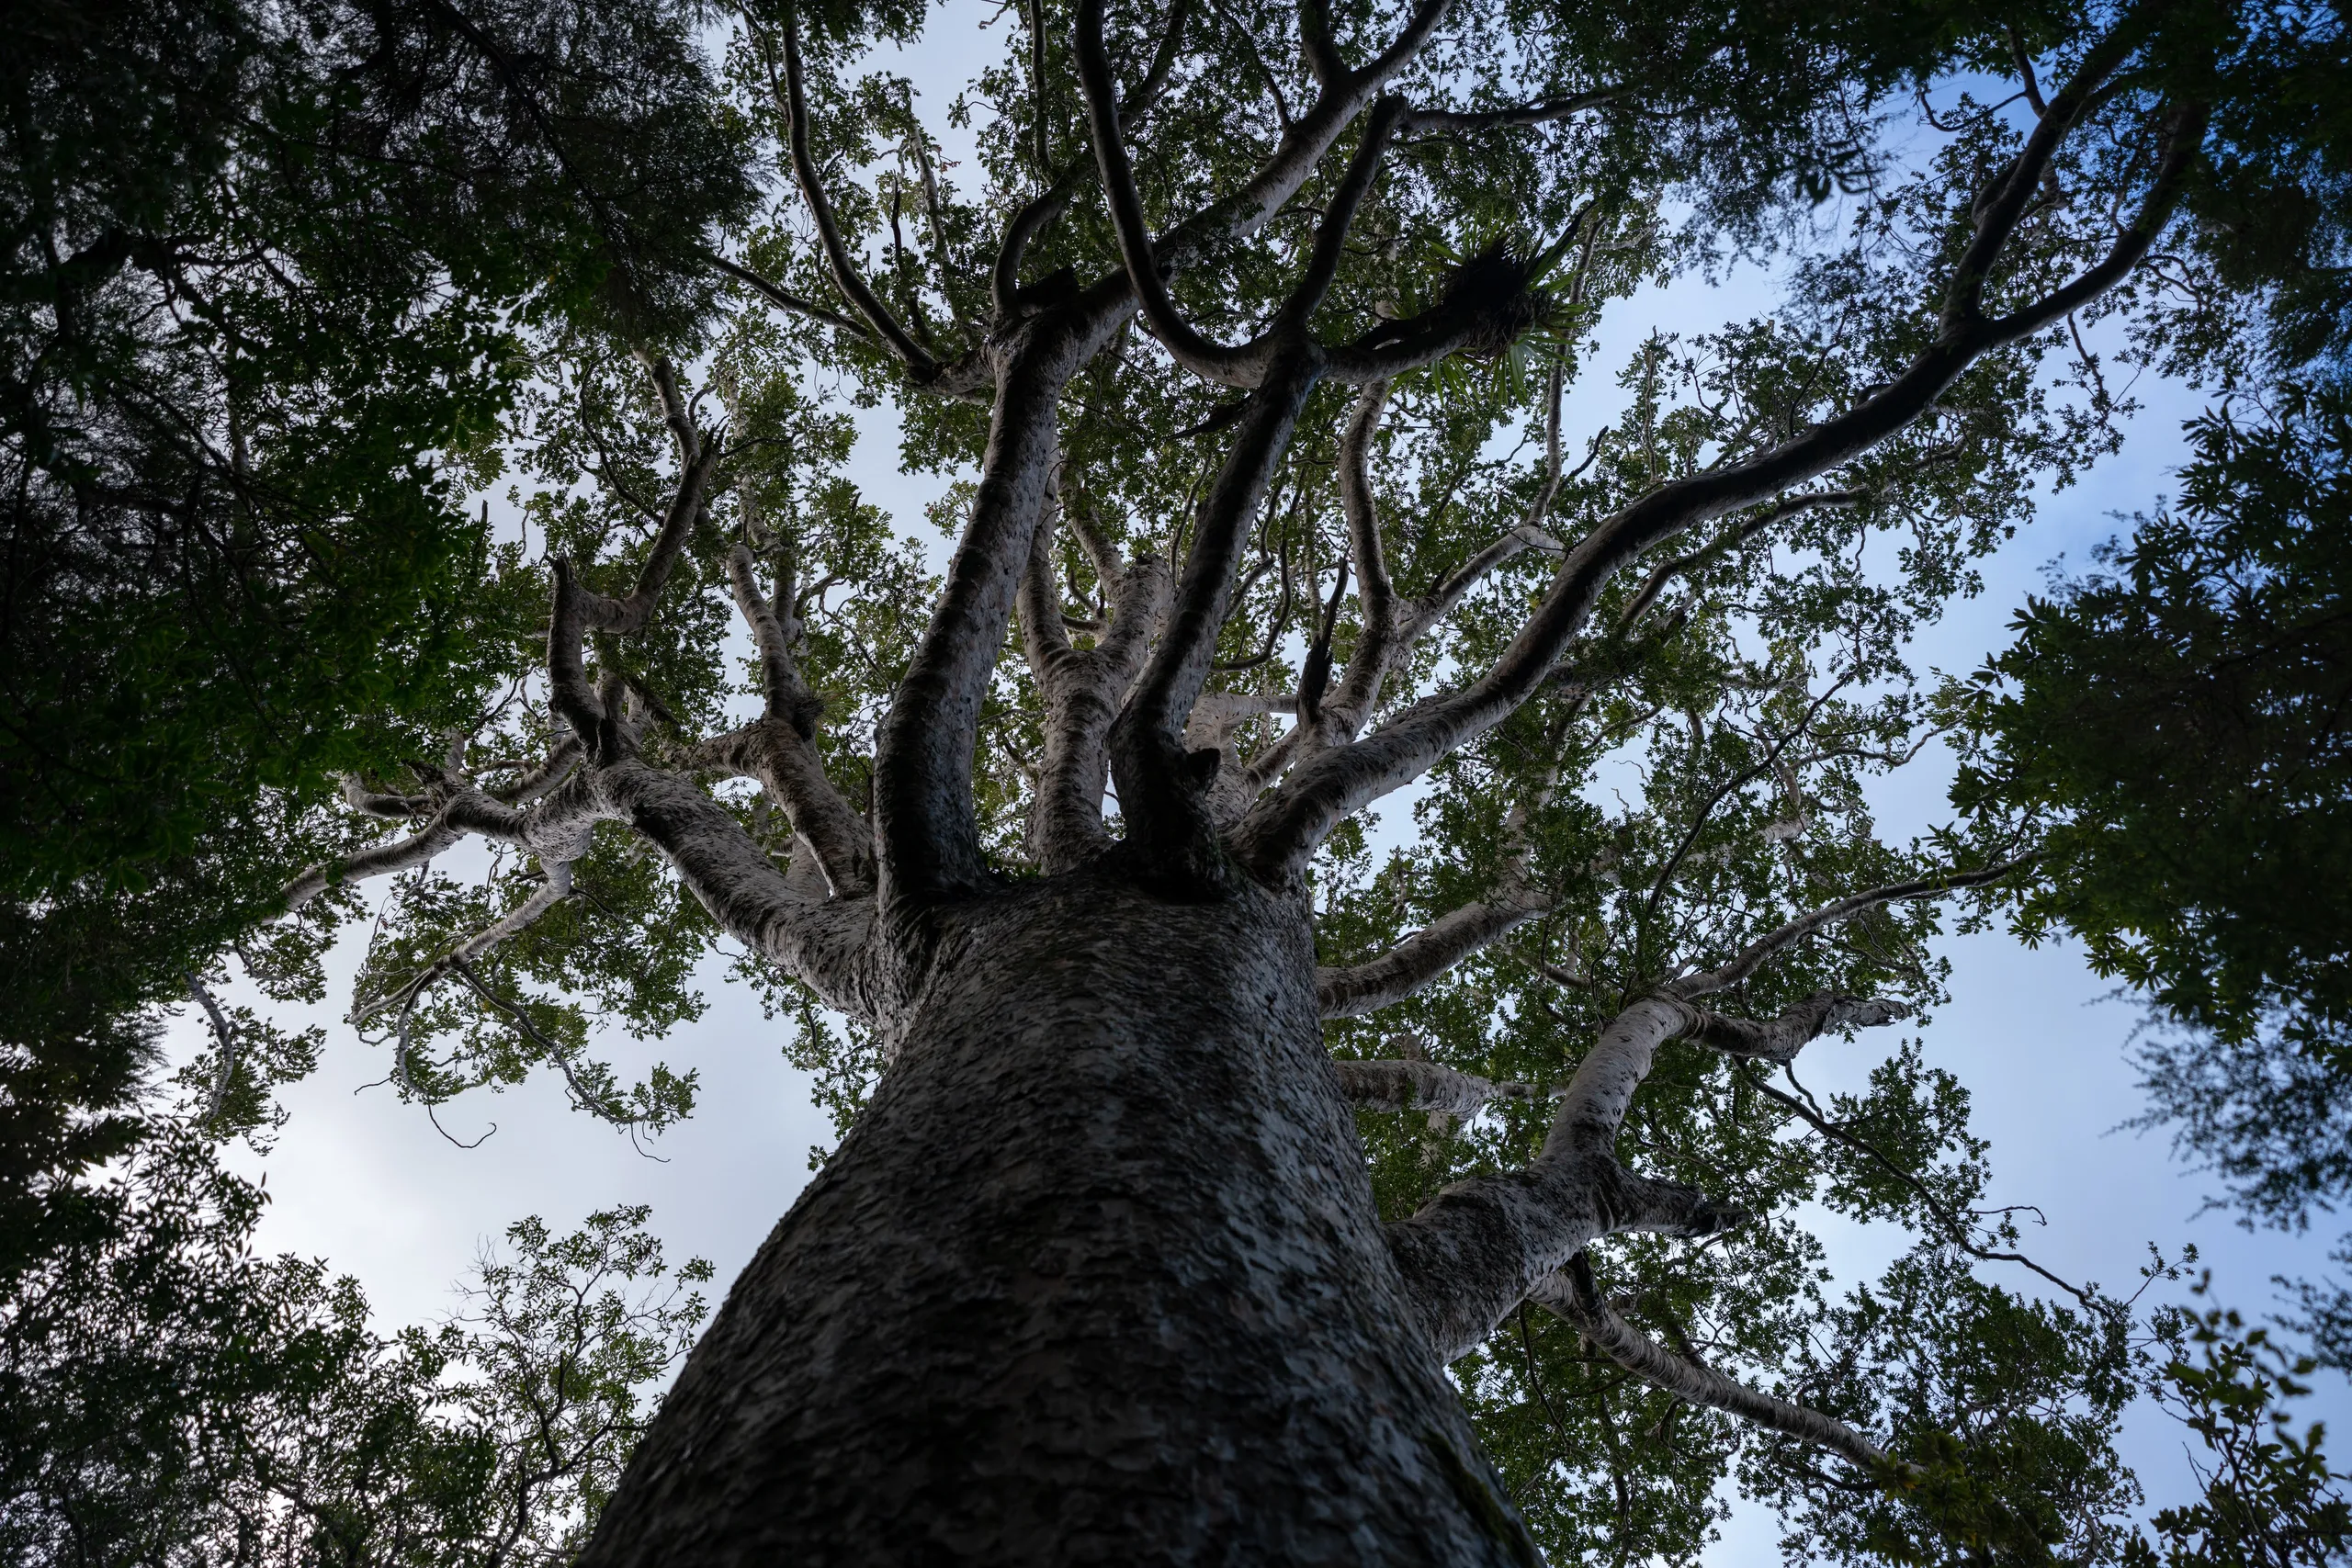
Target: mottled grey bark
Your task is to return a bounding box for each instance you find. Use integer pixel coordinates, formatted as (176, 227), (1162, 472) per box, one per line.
(580, 874), (1544, 1567)
(1334, 1056), (1557, 1115)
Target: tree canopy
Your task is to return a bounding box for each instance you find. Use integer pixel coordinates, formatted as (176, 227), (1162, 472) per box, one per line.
(7, 0), (2352, 1561)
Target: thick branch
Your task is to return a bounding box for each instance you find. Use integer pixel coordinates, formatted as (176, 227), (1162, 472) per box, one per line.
(990, 0), (1191, 319)
(1317, 894), (1544, 1018)
(872, 303), (1125, 902)
(1075, 0), (1263, 383)
(1385, 1148), (1747, 1362)
(1679, 994), (1909, 1064)
(1109, 349), (1322, 875)
(594, 757), (876, 1018)
(490, 739), (582, 806)
(1382, 993), (1760, 1359)
(1528, 1255), (1894, 1472)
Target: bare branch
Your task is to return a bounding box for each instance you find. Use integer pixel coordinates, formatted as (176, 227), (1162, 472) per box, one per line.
(184, 970), (238, 1129)
(594, 757), (877, 1019)
(1940, 16), (2167, 335)
(564, 412), (726, 639)
(1979, 97), (2210, 342)
(1076, 0), (1267, 384)
(1740, 1066), (2098, 1307)
(1297, 0), (1345, 87)
(1384, 1140), (1747, 1362)
(447, 957), (640, 1128)
(989, 0), (1190, 320)
(707, 251), (875, 338)
(351, 854), (590, 1031)
(1683, 855), (2034, 998)
(491, 738), (582, 806)
(872, 326), (1099, 902)
(1401, 358), (1573, 641)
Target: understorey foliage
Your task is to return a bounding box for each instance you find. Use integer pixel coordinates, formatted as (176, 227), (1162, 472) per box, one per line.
(0, 1131), (707, 1568)
(17, 0), (2352, 1560)
(0, 0), (755, 1267)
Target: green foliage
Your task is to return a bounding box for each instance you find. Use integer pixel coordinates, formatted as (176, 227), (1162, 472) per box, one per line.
(2128, 1290), (2352, 1568)
(1956, 387), (2352, 1066)
(0, 1130), (707, 1566)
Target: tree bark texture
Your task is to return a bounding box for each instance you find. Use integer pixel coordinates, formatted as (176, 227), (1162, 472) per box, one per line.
(581, 873), (1544, 1567)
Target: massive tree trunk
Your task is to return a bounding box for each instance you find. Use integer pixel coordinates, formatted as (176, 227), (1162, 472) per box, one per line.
(580, 870), (1541, 1566)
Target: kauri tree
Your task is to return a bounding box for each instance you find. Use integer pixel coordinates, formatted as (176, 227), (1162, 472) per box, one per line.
(55, 0), (2352, 1561)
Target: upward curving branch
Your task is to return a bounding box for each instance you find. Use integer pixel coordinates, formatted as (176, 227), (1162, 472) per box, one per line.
(772, 13), (945, 382)
(1109, 350), (1324, 878)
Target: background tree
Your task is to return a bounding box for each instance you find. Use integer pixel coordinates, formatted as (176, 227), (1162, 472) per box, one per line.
(1955, 382), (2352, 1373)
(17, 0), (2352, 1561)
(0, 1132), (708, 1567)
(0, 0), (756, 1272)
